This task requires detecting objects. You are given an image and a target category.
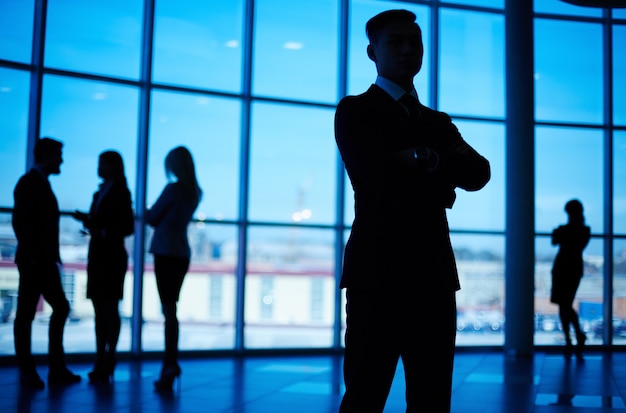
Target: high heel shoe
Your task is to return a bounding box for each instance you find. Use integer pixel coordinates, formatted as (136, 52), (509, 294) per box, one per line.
(88, 356), (116, 384)
(153, 364), (181, 393)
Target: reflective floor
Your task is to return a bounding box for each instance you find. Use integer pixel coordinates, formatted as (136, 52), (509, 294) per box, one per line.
(1, 350), (625, 412)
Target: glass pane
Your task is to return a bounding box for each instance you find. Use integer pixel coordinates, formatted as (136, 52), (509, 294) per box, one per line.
(40, 75), (139, 213)
(535, 19), (603, 123)
(535, 236), (603, 346)
(444, 0), (503, 8)
(45, 0), (143, 79)
(615, 131), (626, 234)
(614, 25), (626, 126)
(348, 1), (430, 103)
(142, 223), (238, 351)
(534, 0), (603, 17)
(439, 9), (505, 118)
(0, 68), (29, 207)
(614, 238), (626, 345)
(152, 0), (244, 92)
(614, 9), (626, 18)
(0, 210), (19, 355)
(253, 0), (338, 103)
(244, 226), (335, 349)
(0, 0), (34, 63)
(38, 75), (139, 354)
(535, 126), (604, 234)
(446, 120), (505, 231)
(149, 91), (241, 222)
(454, 234), (505, 346)
(249, 102), (336, 224)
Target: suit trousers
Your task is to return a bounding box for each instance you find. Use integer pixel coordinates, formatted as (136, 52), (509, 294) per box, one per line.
(14, 261), (70, 373)
(340, 286), (457, 413)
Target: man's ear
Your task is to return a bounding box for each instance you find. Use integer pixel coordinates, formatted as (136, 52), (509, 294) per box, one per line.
(366, 44), (376, 62)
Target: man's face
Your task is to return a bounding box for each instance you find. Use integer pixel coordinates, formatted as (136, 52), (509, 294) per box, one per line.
(43, 148), (63, 176)
(367, 20), (423, 86)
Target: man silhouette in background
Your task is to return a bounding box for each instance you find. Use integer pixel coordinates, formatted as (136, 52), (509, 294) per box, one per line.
(12, 137), (81, 388)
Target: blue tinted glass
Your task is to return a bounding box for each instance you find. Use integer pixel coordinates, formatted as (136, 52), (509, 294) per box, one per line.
(249, 102), (336, 224)
(348, 1), (430, 103)
(0, 0), (34, 63)
(0, 68), (29, 206)
(535, 19), (603, 123)
(444, 0), (503, 8)
(447, 120), (505, 231)
(152, 0), (243, 92)
(253, 0), (338, 103)
(439, 9), (505, 117)
(614, 25), (626, 126)
(615, 131), (626, 234)
(534, 0), (602, 17)
(40, 75), (139, 212)
(45, 0), (143, 79)
(535, 126), (604, 233)
(614, 9), (626, 18)
(149, 92), (241, 222)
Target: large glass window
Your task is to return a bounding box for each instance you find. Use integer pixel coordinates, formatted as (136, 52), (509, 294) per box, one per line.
(0, 0), (35, 63)
(45, 0), (143, 80)
(439, 9), (505, 118)
(0, 68), (29, 207)
(615, 25), (626, 126)
(253, 0), (338, 103)
(535, 19), (603, 124)
(244, 226), (335, 349)
(152, 0), (244, 93)
(248, 102), (336, 225)
(535, 126), (604, 234)
(616, 131), (626, 235)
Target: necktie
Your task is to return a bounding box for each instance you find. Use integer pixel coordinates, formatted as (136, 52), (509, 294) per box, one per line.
(398, 93), (421, 119)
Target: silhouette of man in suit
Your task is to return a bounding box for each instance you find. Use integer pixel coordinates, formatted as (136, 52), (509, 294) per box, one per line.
(12, 137), (81, 388)
(334, 10), (491, 412)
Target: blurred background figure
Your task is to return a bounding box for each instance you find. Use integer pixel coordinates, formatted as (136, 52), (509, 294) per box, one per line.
(72, 150), (134, 383)
(12, 137), (81, 388)
(551, 199), (591, 360)
(146, 146), (202, 393)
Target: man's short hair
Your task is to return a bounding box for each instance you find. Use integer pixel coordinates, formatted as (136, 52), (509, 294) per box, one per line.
(366, 9), (417, 44)
(34, 137), (63, 163)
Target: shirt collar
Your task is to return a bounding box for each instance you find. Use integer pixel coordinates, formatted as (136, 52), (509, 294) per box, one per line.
(375, 76), (418, 101)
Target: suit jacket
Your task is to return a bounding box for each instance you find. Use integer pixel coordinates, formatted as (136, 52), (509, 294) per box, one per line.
(83, 179), (134, 299)
(335, 84), (491, 292)
(550, 222), (590, 304)
(146, 182), (198, 259)
(12, 168), (61, 270)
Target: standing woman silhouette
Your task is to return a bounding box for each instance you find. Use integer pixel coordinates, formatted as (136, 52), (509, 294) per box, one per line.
(550, 199), (591, 359)
(146, 146), (202, 392)
(72, 150), (134, 383)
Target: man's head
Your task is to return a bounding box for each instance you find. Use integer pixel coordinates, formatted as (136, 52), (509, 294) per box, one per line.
(34, 137), (63, 176)
(365, 9), (423, 90)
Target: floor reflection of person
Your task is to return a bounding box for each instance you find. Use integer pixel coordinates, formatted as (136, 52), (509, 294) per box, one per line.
(334, 9), (491, 412)
(146, 146), (202, 393)
(551, 199), (591, 360)
(71, 150), (134, 383)
(12, 137), (81, 389)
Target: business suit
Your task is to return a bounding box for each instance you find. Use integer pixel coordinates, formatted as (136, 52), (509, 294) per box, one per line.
(12, 168), (71, 376)
(84, 179), (134, 300)
(335, 84), (490, 412)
